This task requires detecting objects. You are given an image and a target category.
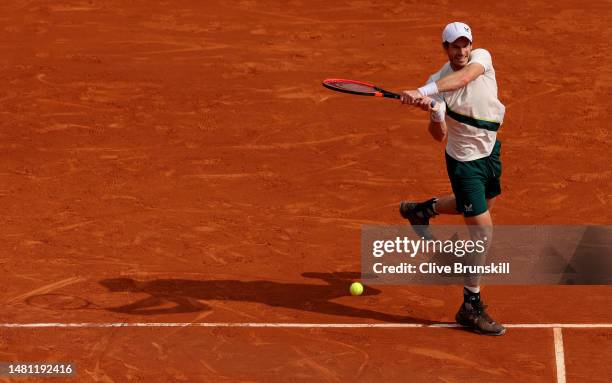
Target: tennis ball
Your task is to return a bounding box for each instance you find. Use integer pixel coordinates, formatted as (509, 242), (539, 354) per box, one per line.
(349, 282), (364, 296)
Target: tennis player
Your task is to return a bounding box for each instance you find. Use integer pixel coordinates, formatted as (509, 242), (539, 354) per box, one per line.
(399, 22), (506, 335)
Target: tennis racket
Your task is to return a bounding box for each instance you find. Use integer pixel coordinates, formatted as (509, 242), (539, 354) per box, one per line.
(322, 78), (436, 107)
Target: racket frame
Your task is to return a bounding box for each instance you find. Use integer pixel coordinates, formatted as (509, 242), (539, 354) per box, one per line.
(322, 78), (401, 99)
(322, 78), (436, 107)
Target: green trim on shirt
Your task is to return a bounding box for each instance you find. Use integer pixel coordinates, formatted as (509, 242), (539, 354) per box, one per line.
(446, 105), (501, 132)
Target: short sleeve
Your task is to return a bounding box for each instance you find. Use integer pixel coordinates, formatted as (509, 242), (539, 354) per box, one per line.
(469, 49), (493, 73)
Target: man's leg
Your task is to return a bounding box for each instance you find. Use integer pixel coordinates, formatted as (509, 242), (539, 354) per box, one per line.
(399, 194), (494, 237)
(459, 196), (496, 294)
(455, 205), (505, 336)
(462, 208), (493, 291)
(434, 194), (495, 215)
(431, 194), (461, 214)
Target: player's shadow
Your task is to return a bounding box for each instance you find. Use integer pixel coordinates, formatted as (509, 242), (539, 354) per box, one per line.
(99, 272), (433, 324)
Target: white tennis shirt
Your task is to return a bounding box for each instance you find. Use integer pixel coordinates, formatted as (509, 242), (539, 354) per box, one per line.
(427, 48), (506, 162)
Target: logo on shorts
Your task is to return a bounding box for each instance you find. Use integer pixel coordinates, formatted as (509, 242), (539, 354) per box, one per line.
(464, 203), (473, 212)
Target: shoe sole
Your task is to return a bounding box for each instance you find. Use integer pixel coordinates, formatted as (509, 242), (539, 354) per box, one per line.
(456, 319), (506, 336)
(399, 201), (436, 240)
(399, 201), (417, 221)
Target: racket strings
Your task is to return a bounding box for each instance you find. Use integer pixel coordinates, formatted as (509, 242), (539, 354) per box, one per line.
(323, 79), (378, 95)
(333, 82), (377, 93)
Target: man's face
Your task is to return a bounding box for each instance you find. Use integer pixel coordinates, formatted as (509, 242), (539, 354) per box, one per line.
(444, 37), (472, 69)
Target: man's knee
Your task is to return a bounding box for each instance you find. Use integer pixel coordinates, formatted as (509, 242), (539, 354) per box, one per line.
(464, 211), (493, 241)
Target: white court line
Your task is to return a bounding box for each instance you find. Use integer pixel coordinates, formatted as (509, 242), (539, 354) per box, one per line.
(554, 328), (567, 383)
(0, 322), (611, 329)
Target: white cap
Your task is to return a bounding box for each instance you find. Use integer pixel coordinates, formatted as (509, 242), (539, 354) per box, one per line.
(442, 22), (473, 43)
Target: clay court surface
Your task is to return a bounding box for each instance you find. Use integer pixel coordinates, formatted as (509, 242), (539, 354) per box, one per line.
(0, 0), (610, 381)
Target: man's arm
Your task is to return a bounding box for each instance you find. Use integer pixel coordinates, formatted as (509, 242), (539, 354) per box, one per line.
(435, 63), (484, 92)
(414, 97), (447, 142)
(420, 62), (484, 141)
(401, 62), (485, 104)
(428, 120), (447, 142)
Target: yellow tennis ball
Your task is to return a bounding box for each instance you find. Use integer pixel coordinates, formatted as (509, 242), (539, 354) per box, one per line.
(349, 282), (364, 296)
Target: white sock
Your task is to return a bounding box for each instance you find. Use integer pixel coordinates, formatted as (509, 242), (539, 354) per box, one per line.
(464, 285), (480, 294)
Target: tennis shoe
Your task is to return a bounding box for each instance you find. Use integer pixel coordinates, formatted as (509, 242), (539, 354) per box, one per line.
(455, 301), (506, 336)
(399, 198), (438, 239)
